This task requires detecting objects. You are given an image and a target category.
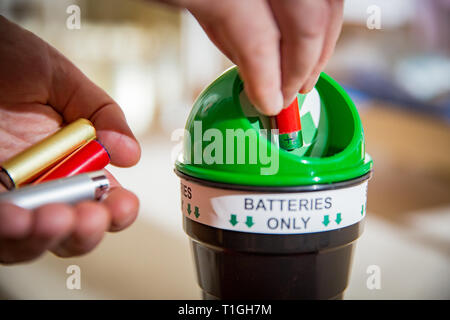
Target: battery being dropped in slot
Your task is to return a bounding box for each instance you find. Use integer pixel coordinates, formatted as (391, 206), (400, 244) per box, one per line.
(0, 171), (110, 210)
(273, 97), (303, 151)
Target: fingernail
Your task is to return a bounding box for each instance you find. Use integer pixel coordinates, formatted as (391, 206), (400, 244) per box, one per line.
(300, 74), (320, 94)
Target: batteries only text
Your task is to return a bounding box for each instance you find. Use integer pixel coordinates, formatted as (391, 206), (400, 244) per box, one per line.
(244, 197), (332, 212)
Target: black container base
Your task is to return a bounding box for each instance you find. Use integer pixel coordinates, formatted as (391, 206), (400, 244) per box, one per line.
(186, 217), (363, 300)
(191, 237), (354, 300)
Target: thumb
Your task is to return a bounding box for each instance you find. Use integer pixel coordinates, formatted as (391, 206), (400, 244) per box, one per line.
(46, 45), (141, 168)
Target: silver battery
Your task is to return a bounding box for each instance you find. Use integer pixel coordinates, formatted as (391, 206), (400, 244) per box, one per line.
(0, 171), (109, 210)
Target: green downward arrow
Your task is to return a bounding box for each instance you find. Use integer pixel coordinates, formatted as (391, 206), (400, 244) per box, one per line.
(245, 216), (254, 228)
(187, 203), (191, 215)
(322, 215), (330, 226)
(194, 206), (200, 218)
(229, 214), (238, 226)
(335, 213), (342, 224)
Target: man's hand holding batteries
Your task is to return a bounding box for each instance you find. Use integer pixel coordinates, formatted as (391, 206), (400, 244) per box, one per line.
(0, 17), (141, 264)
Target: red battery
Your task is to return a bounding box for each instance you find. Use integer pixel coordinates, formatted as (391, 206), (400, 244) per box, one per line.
(274, 98), (303, 151)
(276, 98), (302, 134)
(33, 140), (110, 184)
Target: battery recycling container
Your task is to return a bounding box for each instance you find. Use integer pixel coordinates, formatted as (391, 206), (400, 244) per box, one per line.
(175, 67), (373, 300)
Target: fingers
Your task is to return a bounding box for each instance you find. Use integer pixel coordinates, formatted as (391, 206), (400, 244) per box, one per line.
(51, 186), (139, 257)
(189, 0), (343, 113)
(0, 176), (139, 263)
(51, 201), (110, 257)
(300, 0), (344, 93)
(191, 17), (237, 64)
(50, 170), (138, 257)
(0, 202), (32, 239)
(269, 0), (329, 104)
(90, 103), (141, 168)
(46, 47), (141, 168)
(189, 0), (283, 115)
(103, 187), (139, 232)
(0, 203), (75, 264)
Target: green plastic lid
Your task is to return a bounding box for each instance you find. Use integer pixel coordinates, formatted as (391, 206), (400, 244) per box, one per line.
(175, 67), (372, 187)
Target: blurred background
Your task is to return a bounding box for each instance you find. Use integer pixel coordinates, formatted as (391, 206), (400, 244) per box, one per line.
(0, 0), (448, 299)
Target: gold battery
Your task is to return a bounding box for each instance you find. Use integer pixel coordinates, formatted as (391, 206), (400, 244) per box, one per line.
(0, 118), (96, 189)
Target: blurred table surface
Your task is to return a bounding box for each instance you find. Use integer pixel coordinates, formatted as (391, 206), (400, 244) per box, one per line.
(0, 103), (449, 299)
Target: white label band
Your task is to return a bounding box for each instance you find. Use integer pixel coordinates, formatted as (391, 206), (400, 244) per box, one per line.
(180, 178), (368, 235)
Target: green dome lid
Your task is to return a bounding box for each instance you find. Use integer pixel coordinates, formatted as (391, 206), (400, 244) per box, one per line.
(175, 67), (372, 187)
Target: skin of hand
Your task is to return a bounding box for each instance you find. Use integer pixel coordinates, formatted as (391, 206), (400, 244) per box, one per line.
(160, 0), (344, 115)
(0, 16), (141, 264)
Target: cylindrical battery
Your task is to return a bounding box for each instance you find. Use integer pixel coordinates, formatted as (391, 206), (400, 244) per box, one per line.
(275, 97), (303, 151)
(0, 171), (109, 210)
(33, 140), (110, 184)
(0, 118), (96, 189)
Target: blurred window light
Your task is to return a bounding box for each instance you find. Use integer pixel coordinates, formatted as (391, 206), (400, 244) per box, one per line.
(113, 63), (156, 137)
(180, 11), (225, 96)
(58, 24), (157, 62)
(395, 55), (450, 101)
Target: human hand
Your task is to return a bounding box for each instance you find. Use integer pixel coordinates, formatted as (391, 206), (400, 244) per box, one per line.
(0, 16), (141, 264)
(164, 0), (343, 115)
